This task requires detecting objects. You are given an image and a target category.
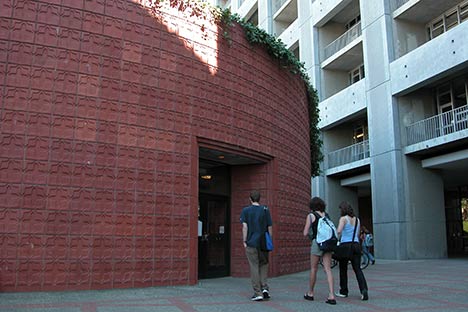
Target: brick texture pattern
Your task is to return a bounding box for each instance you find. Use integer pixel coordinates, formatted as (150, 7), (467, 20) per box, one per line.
(0, 0), (311, 291)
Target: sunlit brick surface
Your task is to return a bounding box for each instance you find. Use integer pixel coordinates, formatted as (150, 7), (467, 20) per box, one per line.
(0, 0), (311, 291)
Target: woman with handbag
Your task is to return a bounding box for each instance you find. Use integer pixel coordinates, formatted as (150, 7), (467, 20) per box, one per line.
(302, 197), (336, 305)
(335, 201), (369, 300)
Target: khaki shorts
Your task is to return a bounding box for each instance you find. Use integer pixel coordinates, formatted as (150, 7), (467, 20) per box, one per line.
(310, 239), (323, 256)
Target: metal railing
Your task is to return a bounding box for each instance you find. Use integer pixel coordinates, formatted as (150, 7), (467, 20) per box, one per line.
(328, 140), (370, 168)
(406, 105), (468, 145)
(322, 22), (362, 62)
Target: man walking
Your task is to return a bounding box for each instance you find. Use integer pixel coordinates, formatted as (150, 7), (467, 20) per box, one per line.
(240, 190), (273, 301)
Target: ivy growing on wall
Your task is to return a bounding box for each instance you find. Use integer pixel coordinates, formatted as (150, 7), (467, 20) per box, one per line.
(151, 0), (323, 176)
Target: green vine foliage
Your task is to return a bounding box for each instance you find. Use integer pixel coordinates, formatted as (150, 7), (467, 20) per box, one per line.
(151, 0), (323, 176)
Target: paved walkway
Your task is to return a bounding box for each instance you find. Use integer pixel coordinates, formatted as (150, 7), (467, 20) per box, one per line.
(1, 258), (468, 312)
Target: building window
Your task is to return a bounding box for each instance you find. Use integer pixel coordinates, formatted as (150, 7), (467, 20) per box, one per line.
(434, 78), (468, 134)
(428, 18), (444, 39)
(349, 64), (365, 85)
(427, 1), (468, 40)
(461, 1), (468, 22)
(353, 124), (368, 143)
(246, 9), (258, 26)
(436, 83), (453, 114)
(435, 78), (468, 112)
(292, 46), (299, 60)
(345, 15), (361, 30)
(445, 9), (458, 31)
(290, 42), (299, 60)
(453, 78), (468, 108)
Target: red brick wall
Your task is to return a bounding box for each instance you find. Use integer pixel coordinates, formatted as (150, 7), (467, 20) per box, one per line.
(0, 0), (311, 291)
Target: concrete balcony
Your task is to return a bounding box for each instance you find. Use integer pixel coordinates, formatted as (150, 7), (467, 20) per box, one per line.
(405, 105), (468, 153)
(321, 21), (362, 64)
(390, 17), (468, 96)
(326, 140), (370, 174)
(312, 0), (354, 27)
(277, 19), (299, 48)
(273, 0), (289, 14)
(273, 0), (297, 37)
(392, 0), (411, 12)
(318, 79), (366, 129)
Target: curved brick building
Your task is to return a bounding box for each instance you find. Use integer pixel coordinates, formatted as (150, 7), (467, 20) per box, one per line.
(0, 0), (311, 291)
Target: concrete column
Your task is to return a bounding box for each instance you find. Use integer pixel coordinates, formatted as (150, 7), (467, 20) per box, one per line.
(404, 157), (447, 258)
(361, 0), (408, 259)
(362, 0), (447, 259)
(258, 0), (272, 34)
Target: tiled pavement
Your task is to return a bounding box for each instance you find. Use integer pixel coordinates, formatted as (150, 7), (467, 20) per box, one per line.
(1, 258), (467, 312)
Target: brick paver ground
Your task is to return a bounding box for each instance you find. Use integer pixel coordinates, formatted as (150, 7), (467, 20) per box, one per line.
(1, 258), (467, 311)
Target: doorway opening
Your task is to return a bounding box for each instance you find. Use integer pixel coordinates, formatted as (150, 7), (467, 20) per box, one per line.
(198, 160), (231, 279)
(197, 145), (269, 279)
(445, 186), (468, 256)
(198, 193), (230, 279)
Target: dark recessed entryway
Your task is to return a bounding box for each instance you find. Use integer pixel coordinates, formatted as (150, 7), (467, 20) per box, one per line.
(198, 193), (230, 279)
(198, 160), (231, 279)
(197, 146), (268, 279)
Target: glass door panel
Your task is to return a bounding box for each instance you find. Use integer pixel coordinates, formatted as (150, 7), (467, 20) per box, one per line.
(198, 194), (230, 279)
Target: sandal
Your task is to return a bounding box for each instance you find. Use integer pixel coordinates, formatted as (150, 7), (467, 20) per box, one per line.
(303, 293), (314, 301)
(326, 299), (337, 305)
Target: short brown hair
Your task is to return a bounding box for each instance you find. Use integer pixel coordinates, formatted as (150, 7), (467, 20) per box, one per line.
(250, 190), (261, 202)
(309, 197), (326, 212)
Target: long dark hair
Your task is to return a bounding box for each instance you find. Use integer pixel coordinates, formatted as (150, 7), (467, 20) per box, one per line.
(339, 201), (354, 217)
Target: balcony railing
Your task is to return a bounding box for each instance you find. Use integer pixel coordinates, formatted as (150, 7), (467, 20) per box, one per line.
(406, 105), (468, 145)
(322, 22), (362, 62)
(328, 140), (370, 168)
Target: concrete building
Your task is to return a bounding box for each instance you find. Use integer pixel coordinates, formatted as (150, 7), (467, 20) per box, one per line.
(220, 0), (468, 259)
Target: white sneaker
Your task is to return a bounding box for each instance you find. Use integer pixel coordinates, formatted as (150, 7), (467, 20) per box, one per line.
(361, 290), (369, 301)
(251, 295), (264, 301)
(262, 289), (270, 299)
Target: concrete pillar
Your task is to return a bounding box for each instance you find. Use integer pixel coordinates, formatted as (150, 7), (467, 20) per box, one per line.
(361, 0), (407, 259)
(404, 157), (447, 258)
(362, 0), (447, 259)
(258, 0), (272, 34)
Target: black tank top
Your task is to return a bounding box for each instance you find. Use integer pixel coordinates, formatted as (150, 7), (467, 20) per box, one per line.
(310, 211), (320, 240)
